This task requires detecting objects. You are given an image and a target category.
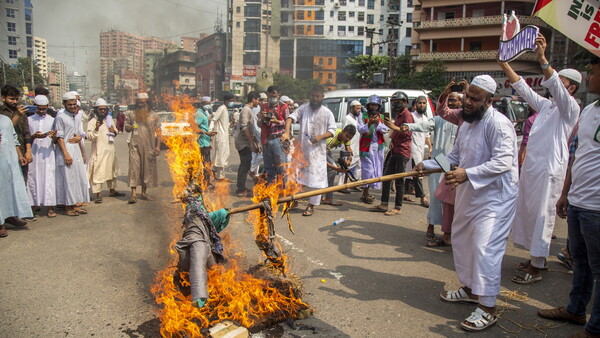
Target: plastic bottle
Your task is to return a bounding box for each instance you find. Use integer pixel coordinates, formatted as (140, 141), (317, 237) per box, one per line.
(332, 218), (345, 226)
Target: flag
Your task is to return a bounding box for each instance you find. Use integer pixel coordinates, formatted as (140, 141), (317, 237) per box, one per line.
(533, 0), (600, 56)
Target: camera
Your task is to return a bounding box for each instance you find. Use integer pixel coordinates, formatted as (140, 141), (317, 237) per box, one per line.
(263, 111), (274, 124)
(450, 84), (464, 92)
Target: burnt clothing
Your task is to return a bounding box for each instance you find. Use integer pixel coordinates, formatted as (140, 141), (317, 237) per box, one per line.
(0, 105), (31, 154)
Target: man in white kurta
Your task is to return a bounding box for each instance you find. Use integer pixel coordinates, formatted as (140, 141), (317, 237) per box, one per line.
(343, 100), (362, 181)
(499, 35), (580, 284)
(211, 92), (232, 180)
(87, 98), (123, 203)
(282, 85), (336, 216)
(54, 93), (90, 215)
(417, 75), (518, 331)
(0, 114), (33, 237)
(406, 96), (431, 207)
(27, 95), (57, 217)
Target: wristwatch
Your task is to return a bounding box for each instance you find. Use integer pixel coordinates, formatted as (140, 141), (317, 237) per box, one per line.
(541, 62), (550, 70)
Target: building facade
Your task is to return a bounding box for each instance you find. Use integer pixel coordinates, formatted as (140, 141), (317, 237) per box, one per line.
(410, 0), (550, 79)
(154, 50), (196, 97)
(100, 30), (176, 102)
(33, 36), (47, 78)
(196, 32), (227, 100)
(0, 0), (34, 64)
(67, 71), (88, 99)
(48, 57), (68, 106)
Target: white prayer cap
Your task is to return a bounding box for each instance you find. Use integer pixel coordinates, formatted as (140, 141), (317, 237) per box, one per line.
(280, 95), (290, 103)
(294, 103), (299, 108)
(136, 92), (149, 99)
(33, 95), (49, 105)
(558, 68), (582, 84)
(259, 92), (268, 100)
(470, 75), (497, 94)
(62, 92), (77, 100)
(201, 96), (211, 102)
(288, 99), (294, 105)
(349, 100), (361, 107)
(94, 98), (108, 107)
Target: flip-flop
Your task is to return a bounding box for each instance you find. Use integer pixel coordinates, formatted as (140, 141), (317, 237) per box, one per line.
(47, 210), (57, 218)
(360, 195), (375, 204)
(517, 259), (548, 271)
(74, 208), (88, 214)
(403, 196), (415, 202)
(302, 206), (314, 216)
(426, 238), (451, 247)
(384, 208), (402, 216)
(66, 210), (79, 217)
(128, 197), (137, 204)
(322, 200), (342, 206)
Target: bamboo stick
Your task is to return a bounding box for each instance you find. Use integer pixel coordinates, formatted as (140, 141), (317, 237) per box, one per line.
(227, 168), (442, 215)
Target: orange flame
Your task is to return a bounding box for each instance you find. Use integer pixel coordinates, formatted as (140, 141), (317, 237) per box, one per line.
(152, 96), (309, 336)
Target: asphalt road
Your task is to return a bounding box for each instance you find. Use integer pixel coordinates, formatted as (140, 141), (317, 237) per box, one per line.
(0, 134), (583, 337)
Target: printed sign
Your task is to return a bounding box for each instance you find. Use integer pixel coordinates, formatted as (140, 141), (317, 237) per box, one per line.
(498, 12), (539, 62)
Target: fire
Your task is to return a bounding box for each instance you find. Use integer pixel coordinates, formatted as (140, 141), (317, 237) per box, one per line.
(152, 96), (309, 337)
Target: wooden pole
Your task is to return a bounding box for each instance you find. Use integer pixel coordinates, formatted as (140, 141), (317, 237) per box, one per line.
(227, 168), (442, 215)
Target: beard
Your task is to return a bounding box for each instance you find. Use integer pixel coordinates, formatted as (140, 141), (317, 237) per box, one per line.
(309, 102), (322, 110)
(461, 104), (487, 123)
(416, 107), (426, 115)
(135, 108), (149, 123)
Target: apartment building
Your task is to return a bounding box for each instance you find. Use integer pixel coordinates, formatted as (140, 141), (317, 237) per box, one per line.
(0, 0), (34, 64)
(33, 36), (47, 78)
(48, 57), (68, 105)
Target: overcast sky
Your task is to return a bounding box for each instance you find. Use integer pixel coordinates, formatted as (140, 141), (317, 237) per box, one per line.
(34, 0), (226, 94)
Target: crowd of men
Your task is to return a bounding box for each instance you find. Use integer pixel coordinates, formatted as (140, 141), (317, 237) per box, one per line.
(0, 89), (159, 234)
(1, 33), (599, 335)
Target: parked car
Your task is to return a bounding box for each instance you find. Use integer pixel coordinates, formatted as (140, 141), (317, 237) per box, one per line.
(492, 96), (529, 135)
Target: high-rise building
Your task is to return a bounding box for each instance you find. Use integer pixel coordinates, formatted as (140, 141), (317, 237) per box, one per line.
(67, 71), (88, 99)
(0, 0), (34, 64)
(227, 0), (281, 95)
(33, 36), (47, 78)
(154, 50), (196, 96)
(196, 32), (227, 99)
(410, 0), (551, 79)
(48, 57), (68, 105)
(181, 34), (207, 52)
(100, 30), (176, 102)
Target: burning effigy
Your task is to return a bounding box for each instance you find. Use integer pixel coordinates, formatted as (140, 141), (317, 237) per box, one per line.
(151, 96), (310, 337)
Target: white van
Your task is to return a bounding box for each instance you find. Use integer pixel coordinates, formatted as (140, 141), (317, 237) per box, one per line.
(322, 88), (435, 128)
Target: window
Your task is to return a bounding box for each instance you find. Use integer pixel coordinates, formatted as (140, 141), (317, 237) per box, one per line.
(315, 0), (324, 4)
(445, 12), (455, 19)
(358, 11), (364, 21)
(366, 46), (372, 54)
(338, 11), (346, 21)
(25, 8), (31, 21)
(8, 49), (17, 59)
(297, 25), (304, 34)
(6, 8), (15, 18)
(328, 73), (333, 79)
(358, 0), (365, 5)
(315, 25), (324, 34)
(7, 22), (16, 32)
(330, 10), (334, 17)
(26, 22), (31, 34)
(236, 21), (240, 28)
(329, 25), (334, 31)
(282, 0), (289, 7)
(405, 45), (412, 54)
(405, 27), (411, 37)
(26, 36), (32, 48)
(470, 41), (482, 51)
(378, 46), (383, 53)
(407, 0), (412, 7)
(406, 13), (412, 22)
(378, 28), (383, 35)
(379, 15), (384, 21)
(244, 4), (261, 17)
(245, 19), (261, 32)
(281, 12), (288, 22)
(297, 11), (304, 20)
(349, 11), (355, 18)
(338, 26), (346, 31)
(367, 0), (374, 9)
(358, 26), (364, 35)
(348, 26), (355, 32)
(236, 6), (240, 13)
(243, 52), (260, 65)
(328, 58), (333, 65)
(367, 14), (374, 24)
(316, 10), (324, 20)
(8, 36), (16, 45)
(5, 0), (15, 4)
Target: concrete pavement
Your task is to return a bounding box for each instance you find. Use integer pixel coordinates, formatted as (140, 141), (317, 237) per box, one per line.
(0, 134), (582, 337)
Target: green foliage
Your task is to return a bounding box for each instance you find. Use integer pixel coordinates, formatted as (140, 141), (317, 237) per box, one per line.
(0, 58), (45, 90)
(273, 73), (320, 101)
(346, 55), (390, 88)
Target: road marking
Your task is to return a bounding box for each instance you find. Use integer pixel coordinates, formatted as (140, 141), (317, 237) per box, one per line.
(276, 234), (344, 280)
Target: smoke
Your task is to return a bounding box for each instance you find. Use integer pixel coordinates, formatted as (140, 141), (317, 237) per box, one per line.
(34, 0), (224, 94)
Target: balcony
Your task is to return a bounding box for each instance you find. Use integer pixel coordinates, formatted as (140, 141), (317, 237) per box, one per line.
(416, 15), (548, 30)
(416, 49), (537, 62)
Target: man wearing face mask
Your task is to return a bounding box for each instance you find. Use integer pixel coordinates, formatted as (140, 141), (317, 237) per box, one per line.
(27, 95), (57, 218)
(370, 91), (413, 215)
(195, 96), (217, 187)
(258, 86), (289, 183)
(281, 85), (336, 217)
(211, 92), (233, 181)
(415, 75), (518, 332)
(86, 98), (124, 204)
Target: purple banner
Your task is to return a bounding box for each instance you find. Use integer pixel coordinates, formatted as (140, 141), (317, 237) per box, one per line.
(498, 25), (540, 62)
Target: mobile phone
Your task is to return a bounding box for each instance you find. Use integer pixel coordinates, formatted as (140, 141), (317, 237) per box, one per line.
(434, 153), (452, 173)
(450, 84), (463, 92)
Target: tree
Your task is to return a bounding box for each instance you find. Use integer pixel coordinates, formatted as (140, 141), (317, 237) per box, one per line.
(0, 57), (45, 91)
(273, 73), (320, 101)
(346, 55), (390, 88)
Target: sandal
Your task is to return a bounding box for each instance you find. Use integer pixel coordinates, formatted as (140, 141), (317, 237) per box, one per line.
(140, 195), (154, 201)
(66, 210), (79, 217)
(360, 195), (375, 204)
(302, 205), (314, 216)
(47, 210), (57, 218)
(384, 208), (402, 216)
(128, 196), (137, 204)
(74, 207), (88, 214)
(420, 199), (430, 208)
(403, 195), (415, 202)
(109, 191), (126, 197)
(322, 199), (342, 206)
(440, 287), (479, 304)
(369, 205), (388, 212)
(95, 196), (103, 204)
(460, 307), (498, 331)
(426, 237), (451, 247)
(512, 271), (542, 284)
(517, 259), (548, 271)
